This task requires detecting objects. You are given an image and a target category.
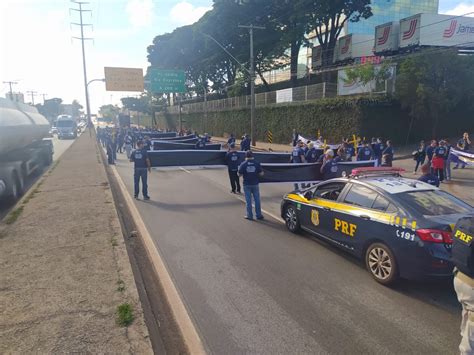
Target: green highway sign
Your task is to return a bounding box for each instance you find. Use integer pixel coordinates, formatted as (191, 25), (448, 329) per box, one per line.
(147, 69), (186, 93)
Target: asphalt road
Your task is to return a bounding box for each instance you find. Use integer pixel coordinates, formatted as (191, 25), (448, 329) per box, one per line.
(0, 135), (76, 220)
(113, 152), (465, 354)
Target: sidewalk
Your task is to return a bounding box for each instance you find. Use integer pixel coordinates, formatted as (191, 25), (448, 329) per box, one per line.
(0, 133), (152, 353)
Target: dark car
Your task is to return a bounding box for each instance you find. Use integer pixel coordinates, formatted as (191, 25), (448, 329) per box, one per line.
(280, 168), (474, 285)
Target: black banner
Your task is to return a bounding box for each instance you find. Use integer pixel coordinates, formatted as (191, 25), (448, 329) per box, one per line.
(259, 161), (376, 183)
(144, 132), (177, 139)
(148, 150), (226, 167)
(156, 134), (196, 141)
(152, 141), (222, 151)
(152, 138), (199, 148)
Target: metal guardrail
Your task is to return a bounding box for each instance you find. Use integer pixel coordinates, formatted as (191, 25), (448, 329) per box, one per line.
(168, 82), (337, 114)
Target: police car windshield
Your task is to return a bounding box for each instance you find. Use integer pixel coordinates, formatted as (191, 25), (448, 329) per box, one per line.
(398, 190), (473, 216)
(57, 120), (73, 127)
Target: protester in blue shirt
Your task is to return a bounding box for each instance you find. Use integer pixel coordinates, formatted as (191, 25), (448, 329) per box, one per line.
(291, 141), (306, 163)
(143, 135), (152, 151)
(426, 140), (437, 163)
(382, 140), (394, 167)
(227, 133), (236, 146)
(305, 142), (319, 163)
(345, 142), (355, 162)
(196, 137), (206, 149)
(357, 141), (373, 161)
(238, 151), (264, 220)
(320, 150), (339, 180)
(225, 143), (241, 194)
(130, 140), (151, 200)
(433, 140), (447, 182)
(413, 140), (426, 174)
(418, 163), (440, 187)
(240, 134), (251, 151)
(454, 132), (471, 169)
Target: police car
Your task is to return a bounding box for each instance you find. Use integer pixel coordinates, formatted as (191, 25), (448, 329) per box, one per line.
(280, 167), (474, 285)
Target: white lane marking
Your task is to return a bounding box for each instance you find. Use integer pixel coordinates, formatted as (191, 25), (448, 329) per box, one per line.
(180, 167), (192, 174)
(110, 164), (206, 355)
(233, 194), (284, 224)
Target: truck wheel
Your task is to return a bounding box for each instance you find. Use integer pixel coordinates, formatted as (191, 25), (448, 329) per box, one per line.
(365, 243), (399, 286)
(7, 173), (23, 202)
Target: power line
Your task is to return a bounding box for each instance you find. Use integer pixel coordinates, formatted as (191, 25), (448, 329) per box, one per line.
(70, 0), (93, 127)
(3, 81), (18, 97)
(26, 90), (38, 105)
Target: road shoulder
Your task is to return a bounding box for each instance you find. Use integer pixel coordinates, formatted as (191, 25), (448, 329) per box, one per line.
(0, 132), (152, 353)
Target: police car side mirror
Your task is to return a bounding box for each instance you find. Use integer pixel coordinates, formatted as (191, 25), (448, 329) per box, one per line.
(304, 191), (313, 200)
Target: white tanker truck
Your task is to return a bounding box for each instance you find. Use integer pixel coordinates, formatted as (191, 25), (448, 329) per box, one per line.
(0, 98), (53, 202)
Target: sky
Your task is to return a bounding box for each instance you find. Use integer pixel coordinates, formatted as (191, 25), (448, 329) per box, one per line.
(0, 0), (473, 113)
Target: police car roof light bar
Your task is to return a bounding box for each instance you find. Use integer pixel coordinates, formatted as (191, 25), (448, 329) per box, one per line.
(350, 167), (405, 179)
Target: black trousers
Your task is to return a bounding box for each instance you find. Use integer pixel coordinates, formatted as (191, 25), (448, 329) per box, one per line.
(228, 170), (241, 192)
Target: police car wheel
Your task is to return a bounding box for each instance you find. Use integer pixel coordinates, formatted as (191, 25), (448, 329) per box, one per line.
(284, 205), (301, 233)
(365, 243), (398, 285)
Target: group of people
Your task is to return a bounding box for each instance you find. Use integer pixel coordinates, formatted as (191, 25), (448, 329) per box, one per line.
(413, 132), (471, 185)
(97, 126), (154, 165)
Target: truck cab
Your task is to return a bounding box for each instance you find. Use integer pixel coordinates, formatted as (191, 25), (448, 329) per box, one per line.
(56, 115), (77, 139)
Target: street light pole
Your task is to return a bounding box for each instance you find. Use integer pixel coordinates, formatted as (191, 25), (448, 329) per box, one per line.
(239, 24), (265, 147)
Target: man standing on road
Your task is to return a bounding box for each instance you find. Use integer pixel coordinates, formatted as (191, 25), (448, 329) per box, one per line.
(130, 140), (151, 200)
(454, 132), (471, 169)
(124, 132), (133, 159)
(241, 134), (251, 152)
(291, 140), (306, 163)
(320, 150), (339, 180)
(238, 151), (264, 221)
(225, 143), (241, 194)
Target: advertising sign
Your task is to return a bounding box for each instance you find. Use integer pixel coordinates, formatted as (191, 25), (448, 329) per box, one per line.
(375, 21), (400, 53)
(147, 69), (186, 93)
(276, 88), (293, 103)
(104, 67), (144, 92)
(337, 69), (375, 96)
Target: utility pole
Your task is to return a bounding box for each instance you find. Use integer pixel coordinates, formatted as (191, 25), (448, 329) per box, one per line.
(3, 81), (18, 98)
(238, 24), (265, 147)
(41, 93), (48, 102)
(26, 90), (37, 105)
(70, 1), (93, 128)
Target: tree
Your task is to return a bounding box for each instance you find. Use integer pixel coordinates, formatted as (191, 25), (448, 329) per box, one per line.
(267, 0), (309, 86)
(121, 95), (151, 114)
(71, 100), (83, 118)
(302, 0), (372, 69)
(396, 50), (474, 138)
(344, 61), (393, 94)
(98, 104), (120, 122)
(36, 98), (63, 121)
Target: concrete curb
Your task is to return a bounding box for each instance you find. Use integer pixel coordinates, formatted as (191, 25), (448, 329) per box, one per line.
(108, 163), (207, 355)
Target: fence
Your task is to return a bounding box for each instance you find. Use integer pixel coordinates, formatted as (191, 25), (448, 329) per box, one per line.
(167, 82), (337, 114)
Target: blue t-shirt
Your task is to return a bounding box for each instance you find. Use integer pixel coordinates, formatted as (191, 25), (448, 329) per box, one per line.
(125, 135), (133, 145)
(321, 159), (339, 180)
(238, 159), (263, 186)
(240, 138), (251, 152)
(130, 148), (149, 169)
(358, 147), (373, 161)
(305, 148), (319, 163)
(291, 147), (305, 163)
(426, 146), (435, 160)
(345, 146), (355, 161)
(227, 137), (236, 145)
(196, 140), (206, 149)
(382, 146), (394, 160)
(434, 146), (447, 159)
(225, 151), (241, 172)
(418, 173), (440, 187)
(458, 138), (470, 151)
